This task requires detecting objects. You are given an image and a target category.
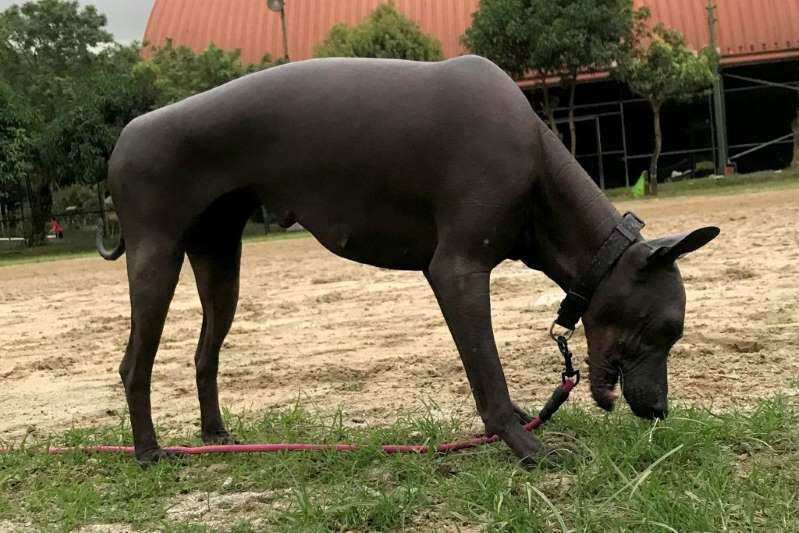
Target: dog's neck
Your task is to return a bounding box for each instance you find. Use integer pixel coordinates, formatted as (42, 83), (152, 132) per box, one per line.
(528, 128), (622, 291)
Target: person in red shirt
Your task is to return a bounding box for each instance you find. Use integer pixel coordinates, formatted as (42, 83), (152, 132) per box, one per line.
(51, 218), (64, 239)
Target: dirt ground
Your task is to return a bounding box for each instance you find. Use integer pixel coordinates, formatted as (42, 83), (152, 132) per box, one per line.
(1, 188), (798, 442)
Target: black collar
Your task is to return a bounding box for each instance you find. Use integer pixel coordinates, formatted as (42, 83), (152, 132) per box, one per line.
(554, 212), (645, 332)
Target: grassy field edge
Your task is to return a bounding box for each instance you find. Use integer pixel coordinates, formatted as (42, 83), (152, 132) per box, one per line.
(1, 396), (797, 532)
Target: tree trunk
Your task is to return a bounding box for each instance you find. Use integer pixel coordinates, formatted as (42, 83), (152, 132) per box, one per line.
(96, 181), (108, 237)
(24, 176), (52, 246)
(540, 74), (558, 133)
(0, 200), (7, 240)
(568, 81), (577, 155)
(792, 107), (799, 169)
(649, 102), (662, 196)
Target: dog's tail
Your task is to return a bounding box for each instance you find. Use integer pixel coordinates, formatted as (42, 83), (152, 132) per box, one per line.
(96, 218), (126, 260)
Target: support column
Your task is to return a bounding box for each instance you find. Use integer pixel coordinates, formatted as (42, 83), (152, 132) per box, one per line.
(620, 101), (630, 187)
(707, 0), (728, 174)
(595, 116), (605, 190)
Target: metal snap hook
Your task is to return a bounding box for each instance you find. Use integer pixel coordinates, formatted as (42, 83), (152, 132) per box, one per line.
(549, 320), (574, 342)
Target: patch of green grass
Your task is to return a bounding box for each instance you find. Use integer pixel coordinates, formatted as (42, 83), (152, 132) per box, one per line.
(605, 168), (799, 201)
(1, 397), (797, 531)
(0, 229), (100, 266)
(0, 224), (310, 267)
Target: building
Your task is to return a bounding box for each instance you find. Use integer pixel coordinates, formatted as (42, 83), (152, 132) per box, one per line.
(144, 0), (799, 188)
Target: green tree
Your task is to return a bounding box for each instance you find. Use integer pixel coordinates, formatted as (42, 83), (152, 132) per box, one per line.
(461, 0), (558, 125)
(0, 83), (32, 229)
(464, 0), (636, 154)
(0, 0), (113, 245)
(144, 40), (274, 106)
(463, 0), (558, 129)
(616, 21), (715, 195)
(538, 0), (636, 155)
(314, 2), (443, 61)
(39, 43), (164, 232)
(0, 83), (31, 192)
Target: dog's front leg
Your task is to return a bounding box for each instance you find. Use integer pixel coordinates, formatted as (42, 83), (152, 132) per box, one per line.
(425, 260), (546, 463)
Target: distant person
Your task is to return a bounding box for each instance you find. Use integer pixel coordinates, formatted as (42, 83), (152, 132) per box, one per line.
(50, 217), (64, 239)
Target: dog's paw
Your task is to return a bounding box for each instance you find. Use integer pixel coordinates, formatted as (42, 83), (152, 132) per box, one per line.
(499, 424), (547, 466)
(136, 447), (185, 468)
(201, 430), (238, 445)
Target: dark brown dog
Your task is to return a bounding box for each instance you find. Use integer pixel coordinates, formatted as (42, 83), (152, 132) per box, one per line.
(98, 56), (718, 465)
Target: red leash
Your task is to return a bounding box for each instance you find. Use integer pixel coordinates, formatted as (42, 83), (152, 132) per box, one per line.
(47, 380), (576, 457)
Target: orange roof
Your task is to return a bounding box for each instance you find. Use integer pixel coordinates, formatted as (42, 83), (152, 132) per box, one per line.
(638, 0), (799, 65)
(143, 0), (799, 66)
(143, 0), (480, 64)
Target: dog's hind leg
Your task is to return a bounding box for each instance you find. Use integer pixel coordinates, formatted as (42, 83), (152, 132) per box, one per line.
(185, 189), (254, 444)
(187, 240), (242, 444)
(119, 239), (184, 465)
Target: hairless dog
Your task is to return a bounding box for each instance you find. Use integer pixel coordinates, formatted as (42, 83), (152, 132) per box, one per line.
(97, 56), (718, 465)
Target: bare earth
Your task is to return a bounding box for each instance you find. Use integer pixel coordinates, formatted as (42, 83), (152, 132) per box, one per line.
(1, 188), (798, 442)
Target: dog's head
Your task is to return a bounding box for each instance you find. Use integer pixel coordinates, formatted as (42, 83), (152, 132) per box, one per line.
(582, 226), (719, 419)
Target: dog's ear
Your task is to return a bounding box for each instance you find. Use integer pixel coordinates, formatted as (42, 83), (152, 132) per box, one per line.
(646, 227), (720, 266)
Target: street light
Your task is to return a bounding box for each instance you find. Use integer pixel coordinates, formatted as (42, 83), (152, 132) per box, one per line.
(261, 1), (289, 233)
(267, 0), (289, 63)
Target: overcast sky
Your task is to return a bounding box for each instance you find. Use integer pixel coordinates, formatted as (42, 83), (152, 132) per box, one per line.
(0, 0), (154, 44)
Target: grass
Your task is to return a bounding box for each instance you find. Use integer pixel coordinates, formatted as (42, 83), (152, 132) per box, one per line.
(0, 224), (309, 267)
(604, 168), (799, 201)
(1, 397), (797, 532)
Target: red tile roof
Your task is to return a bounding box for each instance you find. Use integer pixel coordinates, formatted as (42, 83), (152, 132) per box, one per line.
(639, 0), (799, 65)
(143, 0), (480, 63)
(143, 0), (799, 66)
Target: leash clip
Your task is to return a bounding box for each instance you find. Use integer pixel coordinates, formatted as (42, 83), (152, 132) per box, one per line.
(549, 320), (574, 342)
(555, 334), (581, 385)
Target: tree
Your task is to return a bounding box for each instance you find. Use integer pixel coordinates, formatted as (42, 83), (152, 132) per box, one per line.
(465, 0), (636, 154)
(463, 0), (559, 128)
(143, 40), (274, 106)
(0, 0), (113, 245)
(0, 83), (31, 192)
(314, 2), (443, 61)
(616, 22), (715, 195)
(0, 1), (275, 246)
(0, 83), (32, 231)
(537, 0), (636, 155)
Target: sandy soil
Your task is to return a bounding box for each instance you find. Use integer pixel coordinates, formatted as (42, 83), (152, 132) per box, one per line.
(1, 188), (798, 441)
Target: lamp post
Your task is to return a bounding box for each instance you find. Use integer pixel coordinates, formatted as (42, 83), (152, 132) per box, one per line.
(260, 1), (289, 233)
(267, 0), (289, 62)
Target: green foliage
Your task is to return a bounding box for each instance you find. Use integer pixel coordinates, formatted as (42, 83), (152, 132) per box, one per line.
(538, 0), (635, 78)
(616, 23), (715, 108)
(0, 1), (274, 245)
(143, 40), (274, 106)
(0, 0), (112, 114)
(462, 0), (535, 79)
(465, 0), (636, 80)
(465, 0), (636, 152)
(0, 0), (114, 244)
(53, 183), (97, 212)
(615, 20), (715, 193)
(0, 83), (32, 190)
(314, 2), (443, 61)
